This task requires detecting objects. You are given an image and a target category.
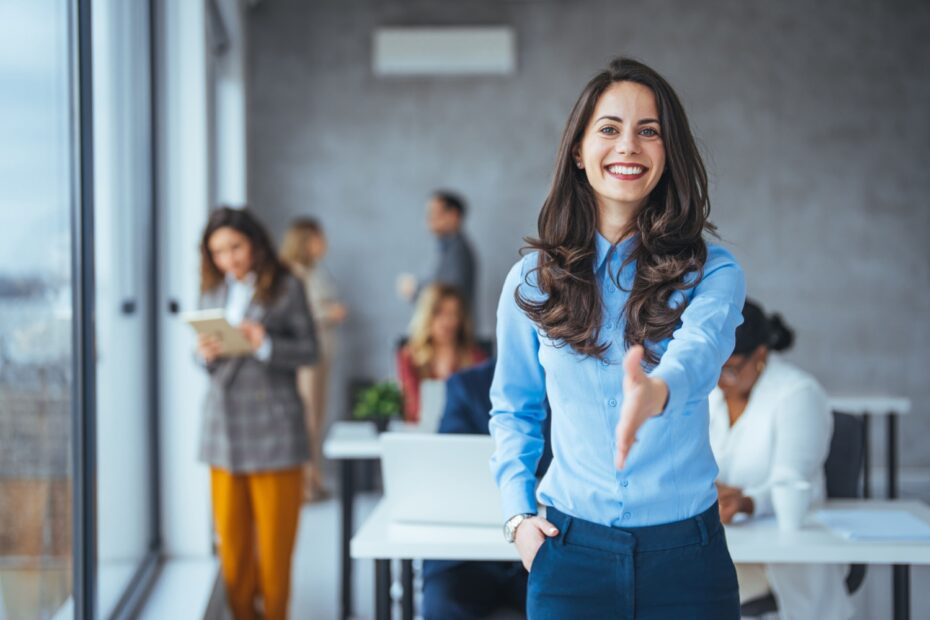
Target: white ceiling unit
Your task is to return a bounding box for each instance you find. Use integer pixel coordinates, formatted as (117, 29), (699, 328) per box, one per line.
(372, 26), (516, 77)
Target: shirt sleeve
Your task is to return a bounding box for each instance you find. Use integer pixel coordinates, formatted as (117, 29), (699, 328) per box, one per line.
(650, 246), (746, 415)
(488, 258), (548, 519)
(254, 336), (273, 362)
(745, 382), (833, 516)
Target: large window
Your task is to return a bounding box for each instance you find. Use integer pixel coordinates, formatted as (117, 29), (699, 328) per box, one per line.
(0, 1), (76, 617)
(0, 1), (160, 618)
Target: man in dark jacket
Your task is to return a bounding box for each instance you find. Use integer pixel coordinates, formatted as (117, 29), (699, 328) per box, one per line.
(421, 358), (552, 620)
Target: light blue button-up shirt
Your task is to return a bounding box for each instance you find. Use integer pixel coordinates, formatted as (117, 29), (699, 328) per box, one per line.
(489, 233), (745, 527)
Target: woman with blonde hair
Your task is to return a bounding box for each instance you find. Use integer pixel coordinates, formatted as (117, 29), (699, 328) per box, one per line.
(397, 284), (487, 422)
(281, 217), (347, 501)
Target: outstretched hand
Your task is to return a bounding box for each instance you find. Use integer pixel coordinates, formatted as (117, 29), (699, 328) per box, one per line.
(614, 345), (669, 470)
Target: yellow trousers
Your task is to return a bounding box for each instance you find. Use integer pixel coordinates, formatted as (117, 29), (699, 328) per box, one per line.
(210, 467), (302, 620)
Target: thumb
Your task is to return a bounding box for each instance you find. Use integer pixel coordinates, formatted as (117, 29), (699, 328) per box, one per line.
(623, 345), (646, 384)
(533, 517), (560, 537)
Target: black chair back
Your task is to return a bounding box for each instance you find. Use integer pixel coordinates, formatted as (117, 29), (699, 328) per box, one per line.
(825, 411), (865, 499)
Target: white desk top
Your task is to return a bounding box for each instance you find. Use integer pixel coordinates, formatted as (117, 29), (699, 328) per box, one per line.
(827, 395), (912, 415)
(322, 420), (422, 460)
(351, 499), (930, 565)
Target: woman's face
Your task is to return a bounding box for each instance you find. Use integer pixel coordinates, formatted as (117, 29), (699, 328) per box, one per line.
(208, 226), (254, 281)
(576, 80), (666, 215)
(306, 232), (328, 261)
(430, 296), (463, 345)
(718, 345), (767, 395)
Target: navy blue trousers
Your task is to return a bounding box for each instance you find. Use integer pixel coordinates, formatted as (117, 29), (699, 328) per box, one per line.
(528, 503), (740, 620)
(423, 560), (527, 620)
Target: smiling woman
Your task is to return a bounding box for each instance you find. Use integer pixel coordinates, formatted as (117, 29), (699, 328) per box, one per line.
(489, 57), (746, 619)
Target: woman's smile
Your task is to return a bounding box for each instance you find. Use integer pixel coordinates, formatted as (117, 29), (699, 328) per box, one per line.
(604, 162), (649, 181)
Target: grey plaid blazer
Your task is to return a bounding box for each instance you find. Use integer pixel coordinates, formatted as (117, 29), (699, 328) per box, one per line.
(198, 273), (318, 472)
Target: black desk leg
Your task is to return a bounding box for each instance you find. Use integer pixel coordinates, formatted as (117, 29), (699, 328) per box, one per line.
(893, 564), (910, 620)
(862, 413), (871, 498)
(401, 559), (414, 620)
(887, 413), (898, 499)
(375, 559), (392, 620)
(340, 459), (355, 620)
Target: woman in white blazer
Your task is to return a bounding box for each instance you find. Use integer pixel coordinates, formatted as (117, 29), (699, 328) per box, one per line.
(708, 299), (854, 620)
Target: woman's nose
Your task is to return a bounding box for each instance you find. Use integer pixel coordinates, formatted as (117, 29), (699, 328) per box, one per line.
(615, 129), (639, 155)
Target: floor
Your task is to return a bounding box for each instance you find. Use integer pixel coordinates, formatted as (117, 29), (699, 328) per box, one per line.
(290, 492), (380, 620)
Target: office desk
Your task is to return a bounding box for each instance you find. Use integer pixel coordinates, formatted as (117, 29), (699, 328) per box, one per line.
(352, 499), (930, 620)
(827, 395), (912, 499)
(323, 420), (419, 620)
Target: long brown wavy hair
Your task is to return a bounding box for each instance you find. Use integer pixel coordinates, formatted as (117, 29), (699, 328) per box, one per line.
(518, 57), (714, 364)
(200, 206), (288, 305)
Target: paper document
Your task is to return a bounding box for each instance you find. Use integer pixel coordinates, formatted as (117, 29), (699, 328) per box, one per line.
(815, 509), (930, 541)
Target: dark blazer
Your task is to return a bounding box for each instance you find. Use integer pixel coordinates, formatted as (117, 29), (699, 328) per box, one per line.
(438, 358), (552, 475)
(424, 357), (552, 578)
(198, 273), (318, 472)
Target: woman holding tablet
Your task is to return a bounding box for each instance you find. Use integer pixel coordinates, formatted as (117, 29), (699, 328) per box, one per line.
(490, 58), (745, 619)
(196, 207), (318, 620)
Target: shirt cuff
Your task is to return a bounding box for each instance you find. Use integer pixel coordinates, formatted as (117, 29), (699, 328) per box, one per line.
(649, 361), (688, 416)
(254, 336), (273, 362)
(500, 477), (538, 521)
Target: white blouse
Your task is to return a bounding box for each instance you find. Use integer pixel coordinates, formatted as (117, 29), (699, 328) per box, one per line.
(709, 354), (832, 516)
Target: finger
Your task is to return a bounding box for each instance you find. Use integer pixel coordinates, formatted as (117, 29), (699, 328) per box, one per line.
(623, 345), (646, 385)
(530, 517), (559, 537)
(615, 418), (637, 469)
(717, 487), (739, 499)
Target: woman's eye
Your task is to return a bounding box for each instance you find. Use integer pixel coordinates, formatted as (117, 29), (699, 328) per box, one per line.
(599, 126), (618, 135)
(640, 127), (659, 137)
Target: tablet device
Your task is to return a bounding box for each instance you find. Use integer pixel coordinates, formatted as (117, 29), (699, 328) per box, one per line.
(182, 308), (253, 357)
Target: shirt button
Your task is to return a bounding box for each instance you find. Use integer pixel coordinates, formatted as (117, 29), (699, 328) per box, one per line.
(621, 480), (629, 487)
(601, 359), (610, 367)
(608, 399), (617, 407)
(622, 512), (632, 520)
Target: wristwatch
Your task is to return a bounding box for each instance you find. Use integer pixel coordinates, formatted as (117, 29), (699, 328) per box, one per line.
(503, 512), (535, 543)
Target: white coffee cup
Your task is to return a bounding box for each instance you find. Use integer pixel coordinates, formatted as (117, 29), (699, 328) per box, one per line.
(771, 479), (812, 532)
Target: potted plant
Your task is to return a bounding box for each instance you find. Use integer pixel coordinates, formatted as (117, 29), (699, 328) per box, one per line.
(352, 380), (403, 432)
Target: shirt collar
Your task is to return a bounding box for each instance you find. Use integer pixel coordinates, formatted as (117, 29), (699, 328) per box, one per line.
(438, 231), (461, 249)
(594, 230), (636, 272)
(225, 271), (257, 287)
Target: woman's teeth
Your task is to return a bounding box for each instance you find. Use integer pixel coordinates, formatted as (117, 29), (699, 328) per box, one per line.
(607, 165), (645, 175)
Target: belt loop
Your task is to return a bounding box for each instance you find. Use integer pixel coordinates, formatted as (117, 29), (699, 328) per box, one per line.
(695, 513), (709, 546)
(557, 514), (573, 546)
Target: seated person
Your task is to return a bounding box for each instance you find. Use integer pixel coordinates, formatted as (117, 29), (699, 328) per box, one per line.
(422, 358), (551, 620)
(397, 284), (487, 422)
(709, 299), (853, 620)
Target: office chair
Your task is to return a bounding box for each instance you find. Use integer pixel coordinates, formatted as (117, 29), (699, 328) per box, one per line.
(740, 411), (866, 616)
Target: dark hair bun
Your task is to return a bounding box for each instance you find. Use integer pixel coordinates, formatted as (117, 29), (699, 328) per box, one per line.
(766, 313), (794, 352)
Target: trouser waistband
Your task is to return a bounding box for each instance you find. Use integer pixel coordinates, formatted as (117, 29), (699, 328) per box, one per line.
(545, 502), (722, 554)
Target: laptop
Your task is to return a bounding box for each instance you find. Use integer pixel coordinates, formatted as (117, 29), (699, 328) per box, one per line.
(417, 379), (447, 433)
(380, 433), (502, 526)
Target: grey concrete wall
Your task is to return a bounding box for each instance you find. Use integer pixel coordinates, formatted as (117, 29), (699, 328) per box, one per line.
(246, 0), (930, 479)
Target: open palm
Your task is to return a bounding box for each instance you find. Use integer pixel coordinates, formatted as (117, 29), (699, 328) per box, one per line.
(614, 345), (668, 470)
